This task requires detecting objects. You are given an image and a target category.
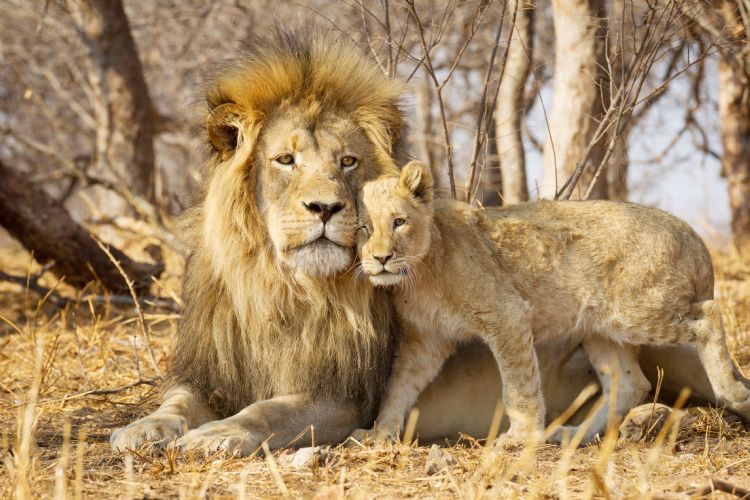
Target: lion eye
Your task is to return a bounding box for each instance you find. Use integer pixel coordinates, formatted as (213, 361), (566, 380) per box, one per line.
(393, 218), (406, 228)
(275, 154), (294, 165)
(340, 155), (358, 170)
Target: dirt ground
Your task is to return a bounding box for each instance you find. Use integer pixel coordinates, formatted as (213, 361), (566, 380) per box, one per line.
(1, 240), (750, 499)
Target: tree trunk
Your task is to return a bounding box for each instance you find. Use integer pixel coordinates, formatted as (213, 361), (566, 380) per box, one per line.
(681, 0), (750, 248)
(496, 0), (533, 204)
(605, 0), (629, 202)
(479, 116), (503, 206)
(69, 0), (157, 203)
(719, 53), (750, 249)
(541, 0), (609, 200)
(0, 161), (162, 293)
(414, 75), (441, 188)
(606, 125), (630, 201)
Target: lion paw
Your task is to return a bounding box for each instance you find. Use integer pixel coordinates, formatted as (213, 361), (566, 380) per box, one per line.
(492, 434), (526, 450)
(716, 381), (750, 420)
(348, 426), (399, 445)
(110, 414), (188, 452)
(619, 403), (672, 443)
(173, 419), (259, 457)
(494, 424), (542, 449)
(348, 428), (372, 443)
(547, 425), (598, 446)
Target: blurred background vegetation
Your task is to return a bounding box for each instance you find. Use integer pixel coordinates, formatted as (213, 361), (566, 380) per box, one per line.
(0, 0), (748, 294)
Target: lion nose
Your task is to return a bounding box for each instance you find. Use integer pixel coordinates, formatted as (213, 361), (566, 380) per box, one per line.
(303, 201), (344, 223)
(374, 253), (393, 265)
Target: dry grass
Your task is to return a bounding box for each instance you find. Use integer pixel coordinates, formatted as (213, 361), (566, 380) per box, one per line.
(1, 241), (750, 499)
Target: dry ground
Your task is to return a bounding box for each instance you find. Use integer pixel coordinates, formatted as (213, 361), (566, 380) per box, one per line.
(1, 240), (750, 499)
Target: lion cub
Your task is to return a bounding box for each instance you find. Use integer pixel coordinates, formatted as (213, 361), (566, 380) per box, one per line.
(355, 161), (750, 444)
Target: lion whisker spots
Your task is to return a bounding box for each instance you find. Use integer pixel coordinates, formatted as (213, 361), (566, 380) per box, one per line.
(352, 265), (370, 285)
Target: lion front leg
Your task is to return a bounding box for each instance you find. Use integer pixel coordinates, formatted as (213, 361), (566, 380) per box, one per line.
(175, 394), (361, 456)
(110, 384), (217, 452)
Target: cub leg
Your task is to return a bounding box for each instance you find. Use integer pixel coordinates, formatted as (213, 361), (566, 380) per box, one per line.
(549, 337), (650, 445)
(483, 311), (545, 444)
(689, 300), (750, 419)
(355, 323), (455, 442)
(110, 384), (217, 452)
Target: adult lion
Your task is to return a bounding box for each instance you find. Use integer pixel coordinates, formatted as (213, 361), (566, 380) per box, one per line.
(111, 28), (739, 455)
(111, 28), (402, 455)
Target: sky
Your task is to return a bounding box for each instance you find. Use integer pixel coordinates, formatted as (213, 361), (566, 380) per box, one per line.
(522, 55), (730, 246)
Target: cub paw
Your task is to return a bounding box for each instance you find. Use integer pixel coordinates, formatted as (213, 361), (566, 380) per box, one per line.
(547, 425), (597, 446)
(348, 428), (373, 443)
(174, 419), (260, 457)
(110, 414), (188, 452)
(497, 423), (543, 448)
(348, 425), (399, 445)
(492, 434), (526, 450)
(619, 403), (672, 443)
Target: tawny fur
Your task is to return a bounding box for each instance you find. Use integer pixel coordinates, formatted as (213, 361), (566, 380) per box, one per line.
(110, 28), (748, 456)
(111, 28), (404, 454)
(172, 28), (407, 419)
(355, 161), (750, 444)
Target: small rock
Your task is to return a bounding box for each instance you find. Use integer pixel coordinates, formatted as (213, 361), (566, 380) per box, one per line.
(424, 444), (457, 475)
(280, 446), (329, 468)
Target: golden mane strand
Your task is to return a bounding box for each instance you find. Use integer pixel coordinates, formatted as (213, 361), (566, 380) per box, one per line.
(207, 27), (404, 158)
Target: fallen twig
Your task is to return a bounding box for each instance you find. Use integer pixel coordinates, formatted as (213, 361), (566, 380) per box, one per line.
(685, 478), (750, 499)
(94, 239), (162, 375)
(15, 378), (160, 407)
(0, 270), (180, 312)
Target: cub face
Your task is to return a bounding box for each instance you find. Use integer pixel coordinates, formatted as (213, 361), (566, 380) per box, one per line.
(358, 161), (434, 286)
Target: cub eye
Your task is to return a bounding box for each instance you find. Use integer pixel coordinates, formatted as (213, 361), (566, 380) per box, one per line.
(393, 218), (406, 228)
(275, 154), (294, 165)
(340, 155), (358, 170)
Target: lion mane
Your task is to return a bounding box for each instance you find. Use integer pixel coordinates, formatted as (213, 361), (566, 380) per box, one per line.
(170, 28), (403, 420)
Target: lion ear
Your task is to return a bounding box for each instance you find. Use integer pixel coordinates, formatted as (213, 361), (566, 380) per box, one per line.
(398, 161), (433, 204)
(207, 103), (244, 161)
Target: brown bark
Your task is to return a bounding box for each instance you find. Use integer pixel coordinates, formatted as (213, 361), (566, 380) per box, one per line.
(0, 161), (162, 292)
(479, 116), (503, 206)
(606, 126), (630, 202)
(70, 0), (156, 202)
(542, 0), (610, 200)
(496, 0), (533, 204)
(686, 0), (750, 248)
(605, 0), (630, 202)
(719, 53), (750, 249)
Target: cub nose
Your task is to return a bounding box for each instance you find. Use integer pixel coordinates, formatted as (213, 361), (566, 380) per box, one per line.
(374, 254), (393, 265)
(303, 201), (344, 223)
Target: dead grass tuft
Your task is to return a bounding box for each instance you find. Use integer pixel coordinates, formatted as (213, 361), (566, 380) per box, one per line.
(1, 242), (749, 498)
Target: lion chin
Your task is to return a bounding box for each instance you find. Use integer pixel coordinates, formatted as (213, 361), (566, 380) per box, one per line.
(284, 238), (353, 277)
(369, 271), (404, 287)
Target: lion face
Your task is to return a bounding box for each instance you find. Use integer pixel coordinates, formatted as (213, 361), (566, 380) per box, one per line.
(202, 31), (404, 282)
(359, 161), (434, 286)
(253, 108), (382, 276)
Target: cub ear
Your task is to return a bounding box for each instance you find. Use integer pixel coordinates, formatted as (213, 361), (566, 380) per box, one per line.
(207, 103), (244, 161)
(398, 160), (433, 204)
